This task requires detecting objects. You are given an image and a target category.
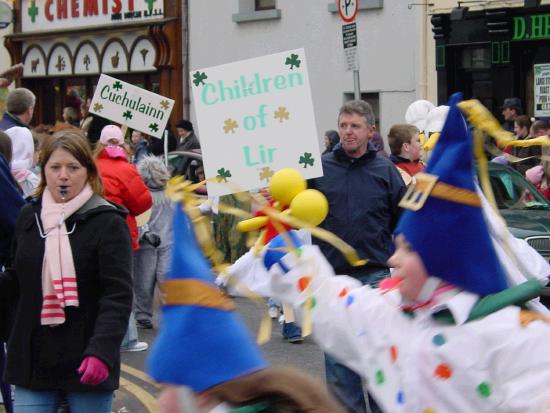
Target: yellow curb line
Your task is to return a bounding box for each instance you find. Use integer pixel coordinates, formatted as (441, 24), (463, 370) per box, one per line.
(121, 363), (161, 389)
(119, 376), (160, 413)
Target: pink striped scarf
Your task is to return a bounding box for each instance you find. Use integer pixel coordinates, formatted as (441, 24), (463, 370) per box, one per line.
(40, 184), (93, 325)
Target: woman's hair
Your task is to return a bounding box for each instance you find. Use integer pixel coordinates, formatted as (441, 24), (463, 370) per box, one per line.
(35, 132), (103, 197)
(0, 130), (13, 163)
(323, 130), (340, 154)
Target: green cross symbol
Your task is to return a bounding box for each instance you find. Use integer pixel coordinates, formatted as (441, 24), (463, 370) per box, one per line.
(122, 110), (133, 120)
(299, 152), (314, 168)
(285, 53), (301, 70)
(145, 0), (156, 13)
(192, 71), (208, 87)
(216, 168), (232, 183)
(28, 1), (39, 23)
(113, 81), (123, 91)
(149, 123), (159, 133)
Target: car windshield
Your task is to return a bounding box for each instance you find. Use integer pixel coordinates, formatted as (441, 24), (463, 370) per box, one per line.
(488, 166), (550, 211)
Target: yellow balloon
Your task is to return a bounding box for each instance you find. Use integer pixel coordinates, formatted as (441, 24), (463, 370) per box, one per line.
(289, 189), (329, 226)
(269, 168), (306, 206)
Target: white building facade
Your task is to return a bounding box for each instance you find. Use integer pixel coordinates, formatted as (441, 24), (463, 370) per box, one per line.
(188, 0), (432, 147)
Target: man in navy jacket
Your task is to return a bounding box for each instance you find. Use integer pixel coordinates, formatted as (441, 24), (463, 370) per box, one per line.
(309, 100), (406, 413)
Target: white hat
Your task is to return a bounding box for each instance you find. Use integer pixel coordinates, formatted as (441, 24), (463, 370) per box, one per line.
(425, 105), (449, 134)
(405, 100), (435, 132)
(6, 126), (34, 170)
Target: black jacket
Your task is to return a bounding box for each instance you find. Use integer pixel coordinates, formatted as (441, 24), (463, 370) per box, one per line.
(310, 144), (406, 274)
(0, 195), (133, 391)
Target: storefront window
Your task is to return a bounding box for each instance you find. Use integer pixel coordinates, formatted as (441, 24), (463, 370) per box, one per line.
(461, 47), (490, 70)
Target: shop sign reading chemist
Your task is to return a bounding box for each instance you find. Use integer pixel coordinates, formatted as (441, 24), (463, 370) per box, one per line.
(21, 0), (164, 33)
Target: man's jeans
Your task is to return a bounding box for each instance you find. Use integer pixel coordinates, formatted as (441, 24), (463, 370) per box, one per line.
(324, 268), (389, 413)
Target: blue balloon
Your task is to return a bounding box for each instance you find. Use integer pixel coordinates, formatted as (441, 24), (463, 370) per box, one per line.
(263, 230), (302, 271)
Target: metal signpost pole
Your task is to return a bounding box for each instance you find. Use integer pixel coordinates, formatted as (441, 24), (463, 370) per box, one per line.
(338, 0), (361, 100)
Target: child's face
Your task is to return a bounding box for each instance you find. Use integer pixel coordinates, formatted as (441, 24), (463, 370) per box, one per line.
(387, 234), (429, 301)
(403, 133), (422, 161)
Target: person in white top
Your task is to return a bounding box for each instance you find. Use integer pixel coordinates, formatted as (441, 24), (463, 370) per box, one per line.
(244, 93), (550, 413)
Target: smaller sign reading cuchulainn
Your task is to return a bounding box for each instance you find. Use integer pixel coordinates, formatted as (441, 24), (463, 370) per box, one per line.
(89, 74), (174, 139)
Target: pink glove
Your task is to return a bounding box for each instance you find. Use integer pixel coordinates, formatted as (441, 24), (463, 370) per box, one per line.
(78, 356), (109, 385)
(526, 165), (544, 185)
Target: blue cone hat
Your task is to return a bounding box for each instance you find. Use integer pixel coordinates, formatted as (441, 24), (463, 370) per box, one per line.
(147, 206), (267, 392)
(396, 93), (508, 295)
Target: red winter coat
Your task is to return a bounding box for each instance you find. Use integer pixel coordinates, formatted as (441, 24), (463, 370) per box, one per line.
(96, 149), (152, 250)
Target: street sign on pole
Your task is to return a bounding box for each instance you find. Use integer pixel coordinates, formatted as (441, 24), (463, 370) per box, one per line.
(338, 0), (361, 99)
(337, 0), (358, 23)
(342, 22), (358, 72)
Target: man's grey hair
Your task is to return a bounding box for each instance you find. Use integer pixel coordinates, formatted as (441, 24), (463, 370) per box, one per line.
(338, 100), (375, 127)
(7, 88), (36, 115)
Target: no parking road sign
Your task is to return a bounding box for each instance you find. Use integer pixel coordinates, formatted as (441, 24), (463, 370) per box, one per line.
(337, 0), (358, 23)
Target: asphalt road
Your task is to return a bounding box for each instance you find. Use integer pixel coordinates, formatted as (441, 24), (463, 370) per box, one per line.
(113, 296), (325, 413)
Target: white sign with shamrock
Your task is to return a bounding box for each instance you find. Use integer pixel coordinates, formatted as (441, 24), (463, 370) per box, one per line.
(89, 74), (174, 139)
(191, 48), (323, 197)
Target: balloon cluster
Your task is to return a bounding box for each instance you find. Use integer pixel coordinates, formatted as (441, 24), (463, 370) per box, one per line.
(236, 168), (328, 246)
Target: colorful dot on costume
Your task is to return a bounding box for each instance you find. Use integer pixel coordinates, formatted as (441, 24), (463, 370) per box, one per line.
(346, 295), (355, 306)
(297, 276), (311, 292)
(396, 390), (405, 404)
(338, 287), (348, 298)
(434, 363), (452, 380)
(432, 334), (446, 346)
(375, 369), (385, 385)
(477, 382), (492, 398)
(390, 345), (398, 363)
(301, 296), (316, 309)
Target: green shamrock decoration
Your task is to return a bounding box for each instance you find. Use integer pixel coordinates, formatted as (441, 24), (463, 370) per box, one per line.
(149, 123), (159, 133)
(113, 81), (123, 91)
(285, 53), (301, 70)
(160, 100), (170, 110)
(193, 71), (208, 86)
(216, 168), (232, 182)
(93, 103), (103, 113)
(122, 110), (133, 120)
(299, 152), (314, 168)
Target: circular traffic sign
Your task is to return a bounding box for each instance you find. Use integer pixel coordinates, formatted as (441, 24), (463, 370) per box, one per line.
(337, 0), (358, 23)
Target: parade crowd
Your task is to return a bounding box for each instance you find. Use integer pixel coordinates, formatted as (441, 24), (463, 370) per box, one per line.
(0, 64), (549, 413)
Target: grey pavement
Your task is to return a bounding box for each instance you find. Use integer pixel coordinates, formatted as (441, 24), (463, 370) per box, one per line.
(113, 296), (325, 413)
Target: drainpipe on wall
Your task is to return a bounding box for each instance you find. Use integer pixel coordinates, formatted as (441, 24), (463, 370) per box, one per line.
(182, 0), (190, 118)
(420, 3), (429, 99)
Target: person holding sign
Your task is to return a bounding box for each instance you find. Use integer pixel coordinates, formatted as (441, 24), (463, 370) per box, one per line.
(309, 100), (406, 413)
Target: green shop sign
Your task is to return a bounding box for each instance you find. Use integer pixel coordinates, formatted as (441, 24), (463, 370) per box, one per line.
(513, 14), (550, 41)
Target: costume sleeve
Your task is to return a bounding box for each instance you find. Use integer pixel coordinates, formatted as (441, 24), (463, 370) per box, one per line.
(489, 310), (550, 412)
(265, 245), (410, 375)
(84, 212), (133, 369)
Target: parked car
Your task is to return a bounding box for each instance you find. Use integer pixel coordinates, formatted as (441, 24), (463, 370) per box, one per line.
(485, 162), (550, 307)
(167, 149), (203, 181)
